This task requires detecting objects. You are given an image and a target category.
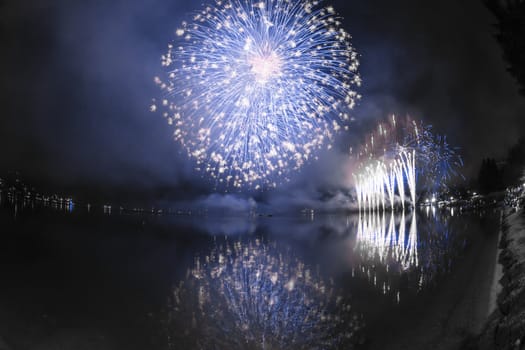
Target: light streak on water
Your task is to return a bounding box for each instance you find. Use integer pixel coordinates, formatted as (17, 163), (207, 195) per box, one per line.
(355, 210), (418, 272)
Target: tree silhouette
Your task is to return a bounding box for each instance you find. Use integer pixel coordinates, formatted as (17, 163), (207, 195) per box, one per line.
(502, 136), (525, 185)
(485, 0), (525, 95)
(478, 158), (503, 193)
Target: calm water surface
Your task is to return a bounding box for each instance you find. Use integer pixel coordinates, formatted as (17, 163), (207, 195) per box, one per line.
(0, 197), (500, 349)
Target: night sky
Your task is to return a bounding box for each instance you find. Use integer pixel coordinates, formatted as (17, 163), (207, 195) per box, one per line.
(1, 0), (525, 203)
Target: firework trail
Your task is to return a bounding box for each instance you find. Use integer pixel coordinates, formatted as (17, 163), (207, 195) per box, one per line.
(352, 116), (463, 210)
(164, 238), (362, 349)
(153, 0), (360, 189)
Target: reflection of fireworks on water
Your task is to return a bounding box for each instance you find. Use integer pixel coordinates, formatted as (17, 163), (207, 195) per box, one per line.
(165, 238), (362, 349)
(352, 116), (463, 210)
(351, 210), (469, 302)
(352, 210), (419, 302)
(355, 210), (418, 271)
(153, 0), (360, 189)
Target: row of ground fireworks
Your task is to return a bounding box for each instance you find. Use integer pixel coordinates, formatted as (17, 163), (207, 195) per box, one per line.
(352, 116), (463, 211)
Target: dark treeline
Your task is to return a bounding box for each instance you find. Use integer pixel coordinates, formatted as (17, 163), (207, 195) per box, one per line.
(478, 137), (525, 193)
(485, 0), (525, 95)
(478, 158), (502, 194)
(479, 0), (525, 193)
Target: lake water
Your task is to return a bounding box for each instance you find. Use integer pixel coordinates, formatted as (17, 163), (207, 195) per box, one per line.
(0, 197), (501, 349)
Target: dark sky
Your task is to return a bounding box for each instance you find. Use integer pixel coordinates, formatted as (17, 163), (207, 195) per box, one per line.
(1, 0), (524, 201)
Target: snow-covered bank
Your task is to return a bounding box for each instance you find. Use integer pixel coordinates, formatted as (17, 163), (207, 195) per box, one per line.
(470, 208), (525, 349)
(488, 212), (504, 315)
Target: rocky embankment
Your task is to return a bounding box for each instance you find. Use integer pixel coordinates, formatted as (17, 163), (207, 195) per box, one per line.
(472, 208), (525, 349)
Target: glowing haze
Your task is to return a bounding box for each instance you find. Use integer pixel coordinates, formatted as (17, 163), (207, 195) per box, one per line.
(153, 0), (361, 189)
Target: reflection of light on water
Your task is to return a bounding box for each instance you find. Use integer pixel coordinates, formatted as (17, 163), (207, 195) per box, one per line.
(166, 238), (363, 349)
(424, 204), (437, 218)
(355, 210), (418, 271)
(352, 210), (420, 303)
(350, 209), (470, 303)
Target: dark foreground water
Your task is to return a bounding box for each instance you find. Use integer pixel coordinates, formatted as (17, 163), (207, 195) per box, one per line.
(0, 200), (501, 350)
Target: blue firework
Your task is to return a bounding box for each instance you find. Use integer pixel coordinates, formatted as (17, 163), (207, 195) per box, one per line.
(153, 0), (360, 188)
(165, 238), (362, 349)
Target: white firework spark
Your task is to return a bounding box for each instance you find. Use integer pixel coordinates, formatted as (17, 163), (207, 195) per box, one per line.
(153, 0), (360, 189)
(352, 116), (463, 210)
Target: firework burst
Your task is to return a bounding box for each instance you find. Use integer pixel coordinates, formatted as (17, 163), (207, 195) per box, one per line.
(153, 0), (360, 189)
(351, 116), (463, 210)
